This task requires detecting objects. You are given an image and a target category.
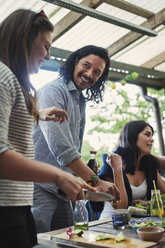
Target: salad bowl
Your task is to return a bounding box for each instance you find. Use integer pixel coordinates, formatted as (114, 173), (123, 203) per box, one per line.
(129, 217), (165, 234)
(137, 226), (164, 242)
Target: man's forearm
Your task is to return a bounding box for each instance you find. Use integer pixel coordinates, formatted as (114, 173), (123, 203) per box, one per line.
(67, 157), (96, 182)
(67, 157), (121, 201)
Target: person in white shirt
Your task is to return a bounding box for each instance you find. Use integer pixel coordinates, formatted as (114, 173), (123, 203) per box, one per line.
(98, 120), (165, 219)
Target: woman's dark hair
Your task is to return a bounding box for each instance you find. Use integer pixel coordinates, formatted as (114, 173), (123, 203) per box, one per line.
(0, 9), (54, 120)
(59, 45), (110, 103)
(115, 120), (157, 174)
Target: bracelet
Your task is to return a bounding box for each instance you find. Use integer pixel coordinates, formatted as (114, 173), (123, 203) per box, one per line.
(87, 175), (98, 186)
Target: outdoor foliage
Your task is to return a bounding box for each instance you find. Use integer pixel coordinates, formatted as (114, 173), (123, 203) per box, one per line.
(82, 84), (165, 165)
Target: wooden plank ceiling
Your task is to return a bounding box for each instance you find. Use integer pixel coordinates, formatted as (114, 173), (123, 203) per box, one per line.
(43, 0), (165, 89)
(0, 0), (164, 89)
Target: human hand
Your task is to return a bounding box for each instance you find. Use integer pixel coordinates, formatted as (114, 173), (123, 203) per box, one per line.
(107, 153), (123, 171)
(95, 179), (120, 202)
(57, 173), (96, 202)
(39, 106), (68, 123)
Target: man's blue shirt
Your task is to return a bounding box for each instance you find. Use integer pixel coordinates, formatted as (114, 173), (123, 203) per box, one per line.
(33, 77), (86, 194)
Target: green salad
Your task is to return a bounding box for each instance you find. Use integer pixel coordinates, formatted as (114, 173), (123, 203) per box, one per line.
(135, 203), (150, 214)
(135, 193), (165, 217)
(133, 219), (165, 227)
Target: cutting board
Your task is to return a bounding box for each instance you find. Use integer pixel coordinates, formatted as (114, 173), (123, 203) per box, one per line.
(53, 230), (156, 248)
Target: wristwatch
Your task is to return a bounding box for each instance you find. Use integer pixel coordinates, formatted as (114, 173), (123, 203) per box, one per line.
(87, 175), (98, 186)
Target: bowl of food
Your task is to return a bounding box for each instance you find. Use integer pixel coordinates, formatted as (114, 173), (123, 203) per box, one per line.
(137, 226), (164, 242)
(129, 217), (165, 234)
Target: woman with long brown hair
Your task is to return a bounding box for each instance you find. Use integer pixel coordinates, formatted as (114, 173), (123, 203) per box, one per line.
(0, 9), (94, 248)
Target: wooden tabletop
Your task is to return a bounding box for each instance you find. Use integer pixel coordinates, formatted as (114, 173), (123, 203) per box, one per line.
(38, 217), (165, 248)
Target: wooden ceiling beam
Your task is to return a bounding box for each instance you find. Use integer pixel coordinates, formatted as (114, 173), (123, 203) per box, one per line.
(142, 51), (165, 69)
(45, 0), (157, 37)
(108, 71), (165, 89)
(42, 47), (165, 89)
(110, 60), (165, 79)
(50, 0), (154, 43)
(51, 0), (103, 42)
(104, 0), (154, 18)
(107, 8), (165, 57)
(50, 46), (165, 79)
(41, 57), (165, 89)
(41, 56), (165, 89)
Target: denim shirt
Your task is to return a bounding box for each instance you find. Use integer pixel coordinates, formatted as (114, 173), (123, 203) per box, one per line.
(33, 77), (86, 194)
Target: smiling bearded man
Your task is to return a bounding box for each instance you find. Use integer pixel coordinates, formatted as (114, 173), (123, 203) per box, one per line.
(32, 45), (120, 233)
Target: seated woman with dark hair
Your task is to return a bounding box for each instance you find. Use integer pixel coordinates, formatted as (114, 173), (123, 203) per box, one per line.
(93, 120), (165, 219)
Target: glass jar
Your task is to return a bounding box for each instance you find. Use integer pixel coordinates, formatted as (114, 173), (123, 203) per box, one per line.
(112, 210), (126, 229)
(150, 189), (164, 217)
(73, 200), (89, 231)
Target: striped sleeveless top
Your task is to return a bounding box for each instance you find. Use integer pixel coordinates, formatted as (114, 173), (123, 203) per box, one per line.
(0, 61), (34, 206)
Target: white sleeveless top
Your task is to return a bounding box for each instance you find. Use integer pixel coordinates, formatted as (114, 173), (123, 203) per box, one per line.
(100, 179), (147, 220)
(131, 179), (147, 200)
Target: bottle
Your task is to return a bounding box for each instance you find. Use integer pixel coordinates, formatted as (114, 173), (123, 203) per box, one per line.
(150, 189), (164, 217)
(73, 200), (89, 231)
(87, 151), (98, 174)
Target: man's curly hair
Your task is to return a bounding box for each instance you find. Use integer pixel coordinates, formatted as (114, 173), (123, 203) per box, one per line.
(59, 45), (110, 104)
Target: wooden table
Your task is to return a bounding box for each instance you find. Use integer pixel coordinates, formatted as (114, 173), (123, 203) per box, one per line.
(38, 217), (165, 248)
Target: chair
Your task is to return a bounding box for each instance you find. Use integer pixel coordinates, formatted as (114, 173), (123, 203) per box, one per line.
(85, 200), (100, 221)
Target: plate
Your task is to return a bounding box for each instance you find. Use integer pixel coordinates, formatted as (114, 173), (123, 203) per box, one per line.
(129, 217), (165, 233)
